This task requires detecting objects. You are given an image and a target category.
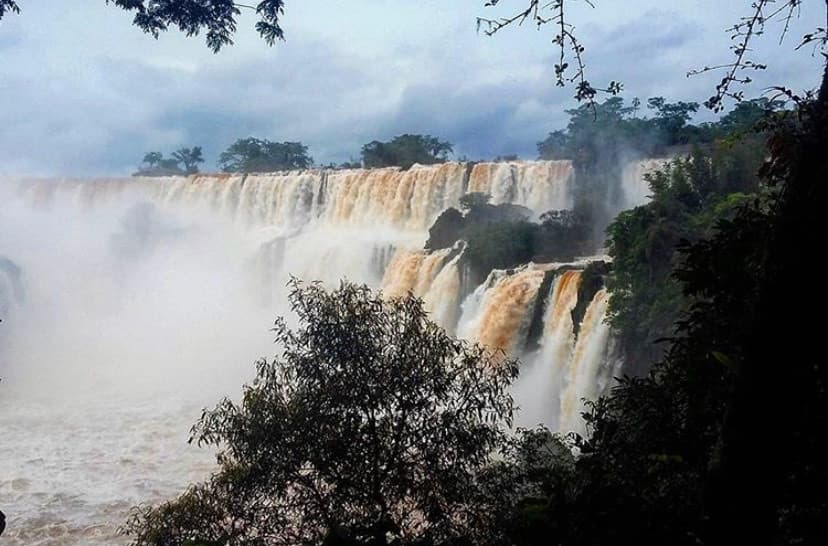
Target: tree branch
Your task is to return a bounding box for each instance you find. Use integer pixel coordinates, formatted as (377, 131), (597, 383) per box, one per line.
(478, 1), (620, 109)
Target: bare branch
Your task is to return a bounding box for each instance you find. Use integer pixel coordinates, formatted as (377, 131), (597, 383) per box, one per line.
(686, 0), (826, 112)
(478, 1), (621, 108)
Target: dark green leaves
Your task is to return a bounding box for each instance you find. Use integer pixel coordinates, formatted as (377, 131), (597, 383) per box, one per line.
(219, 138), (312, 172)
(361, 134), (454, 170)
(124, 280), (518, 545)
(105, 0), (286, 52)
(134, 147), (204, 176)
(0, 0), (20, 20)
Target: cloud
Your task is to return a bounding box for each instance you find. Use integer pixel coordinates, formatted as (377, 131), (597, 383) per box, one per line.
(0, 1), (825, 176)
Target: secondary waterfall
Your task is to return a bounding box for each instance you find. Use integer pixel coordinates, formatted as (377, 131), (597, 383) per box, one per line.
(0, 159), (635, 544)
(620, 157), (671, 210)
(559, 289), (617, 433)
(456, 265), (549, 357)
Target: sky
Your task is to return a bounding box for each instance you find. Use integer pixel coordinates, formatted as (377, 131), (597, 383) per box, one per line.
(0, 0), (824, 176)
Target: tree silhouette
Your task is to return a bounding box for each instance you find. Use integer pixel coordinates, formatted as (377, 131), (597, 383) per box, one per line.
(123, 280), (517, 545)
(0, 1), (287, 52)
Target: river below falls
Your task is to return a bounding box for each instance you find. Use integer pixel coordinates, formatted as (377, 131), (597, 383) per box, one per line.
(0, 394), (216, 545)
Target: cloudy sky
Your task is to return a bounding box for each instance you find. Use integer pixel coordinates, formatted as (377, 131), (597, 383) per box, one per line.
(0, 0), (824, 176)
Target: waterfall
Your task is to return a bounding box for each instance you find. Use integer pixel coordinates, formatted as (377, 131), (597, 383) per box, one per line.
(320, 163), (469, 230)
(513, 270), (582, 426)
(5, 162), (617, 432)
(0, 159), (642, 543)
(381, 247), (453, 299)
(380, 244), (464, 332)
(620, 158), (670, 210)
(468, 160), (574, 212)
(456, 264), (549, 358)
(13, 161), (575, 232)
(559, 289), (614, 433)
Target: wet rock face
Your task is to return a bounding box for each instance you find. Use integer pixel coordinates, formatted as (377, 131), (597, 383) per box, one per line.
(425, 207), (465, 250)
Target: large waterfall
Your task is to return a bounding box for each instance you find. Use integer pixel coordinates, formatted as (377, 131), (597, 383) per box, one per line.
(0, 159), (644, 544)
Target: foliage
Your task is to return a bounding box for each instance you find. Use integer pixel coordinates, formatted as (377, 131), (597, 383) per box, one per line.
(458, 192), (491, 212)
(123, 280), (518, 546)
(361, 134), (453, 170)
(134, 151), (187, 176)
(606, 135), (765, 369)
(134, 147), (203, 176)
(171, 147), (205, 174)
(338, 159), (362, 169)
(472, 428), (576, 546)
(536, 96), (781, 233)
(219, 138), (312, 172)
(493, 154), (520, 162)
(532, 209), (592, 264)
(0, 0), (18, 19)
(425, 192), (593, 282)
(646, 96), (700, 145)
(0, 1), (286, 52)
(463, 220), (538, 278)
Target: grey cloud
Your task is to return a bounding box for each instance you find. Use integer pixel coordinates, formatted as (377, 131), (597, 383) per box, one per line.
(1, 2), (825, 176)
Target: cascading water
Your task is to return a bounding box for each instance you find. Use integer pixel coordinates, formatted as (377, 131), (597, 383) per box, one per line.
(0, 159), (621, 544)
(559, 289), (615, 434)
(380, 244), (464, 332)
(512, 269), (581, 427)
(620, 158), (671, 210)
(468, 160), (574, 212)
(456, 265), (549, 358)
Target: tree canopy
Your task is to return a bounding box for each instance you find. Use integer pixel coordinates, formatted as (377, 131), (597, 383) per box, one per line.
(134, 147), (204, 176)
(218, 138), (312, 172)
(361, 134), (453, 170)
(124, 280), (518, 546)
(171, 147), (205, 174)
(0, 1), (287, 52)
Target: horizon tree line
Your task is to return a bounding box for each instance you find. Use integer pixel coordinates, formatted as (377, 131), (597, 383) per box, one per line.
(135, 96), (766, 176)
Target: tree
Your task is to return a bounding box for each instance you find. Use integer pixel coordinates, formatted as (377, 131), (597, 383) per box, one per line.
(647, 97), (700, 145)
(134, 151), (187, 176)
(483, 2), (828, 545)
(171, 146), (204, 174)
(536, 130), (569, 160)
(0, 1), (287, 53)
(361, 134), (453, 170)
(458, 192), (491, 212)
(141, 151), (163, 168)
(124, 280), (518, 546)
(0, 0), (19, 19)
(218, 138), (312, 172)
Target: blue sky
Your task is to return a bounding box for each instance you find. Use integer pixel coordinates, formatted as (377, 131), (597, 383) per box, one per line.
(0, 0), (824, 175)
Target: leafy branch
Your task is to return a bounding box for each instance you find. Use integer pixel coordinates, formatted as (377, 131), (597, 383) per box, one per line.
(477, 0), (622, 107)
(0, 0), (20, 19)
(0, 2), (286, 52)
